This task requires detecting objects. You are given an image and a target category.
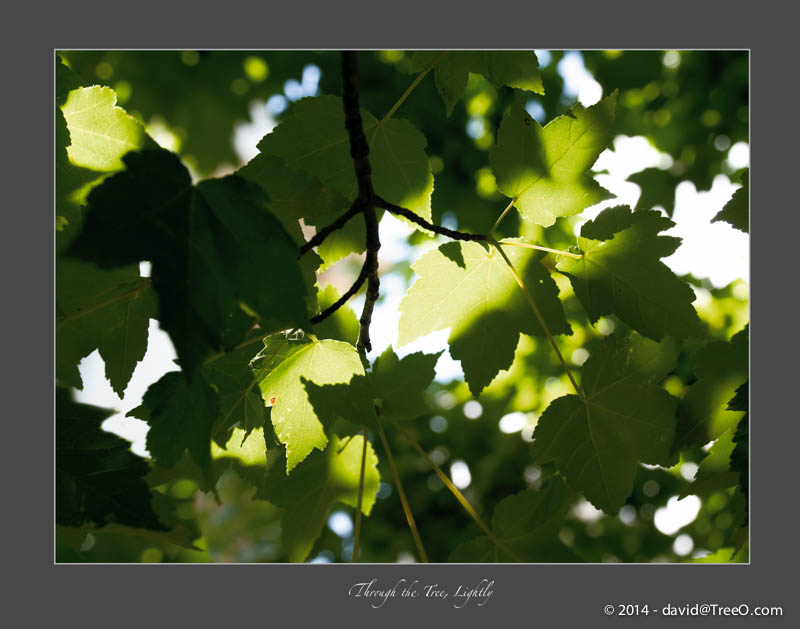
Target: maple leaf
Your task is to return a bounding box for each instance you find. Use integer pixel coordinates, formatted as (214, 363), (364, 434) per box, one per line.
(254, 95), (433, 224)
(252, 336), (365, 472)
(66, 149), (310, 376)
(712, 169), (749, 233)
(557, 206), (705, 340)
(450, 477), (579, 562)
(57, 387), (165, 530)
(673, 326), (748, 452)
(408, 51), (544, 116)
(490, 92), (616, 227)
(532, 333), (679, 513)
(398, 240), (570, 396)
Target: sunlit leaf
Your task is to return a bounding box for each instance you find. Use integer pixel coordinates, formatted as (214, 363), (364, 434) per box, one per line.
(557, 206), (704, 340)
(253, 336), (365, 472)
(399, 240), (570, 396)
(491, 91), (616, 227)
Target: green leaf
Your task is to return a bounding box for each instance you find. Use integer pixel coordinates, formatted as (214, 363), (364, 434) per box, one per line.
(490, 91), (616, 227)
(712, 169), (748, 232)
(253, 336), (365, 472)
(681, 430), (738, 498)
(238, 153), (351, 229)
(628, 167), (681, 216)
(409, 51), (543, 116)
(398, 240), (570, 396)
(302, 347), (440, 428)
(532, 334), (679, 513)
(729, 381), (749, 521)
(204, 340), (267, 447)
(258, 434), (379, 562)
(255, 95), (433, 223)
(673, 327), (748, 452)
(370, 347), (439, 419)
(66, 149), (309, 376)
(56, 387), (166, 530)
(56, 263), (155, 395)
(128, 372), (220, 474)
(61, 86), (155, 172)
(557, 206), (705, 340)
(450, 478), (579, 562)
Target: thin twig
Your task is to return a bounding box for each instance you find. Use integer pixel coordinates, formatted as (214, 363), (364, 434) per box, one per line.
(352, 428), (368, 563)
(310, 263), (368, 324)
(376, 417), (428, 562)
(375, 197), (488, 243)
(298, 201), (362, 257)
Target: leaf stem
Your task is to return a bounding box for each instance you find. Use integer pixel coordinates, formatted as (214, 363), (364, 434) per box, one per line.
(490, 238), (585, 402)
(498, 240), (583, 259)
(489, 198), (516, 236)
(351, 428), (368, 563)
(376, 418), (428, 562)
(381, 52), (445, 123)
(387, 416), (521, 562)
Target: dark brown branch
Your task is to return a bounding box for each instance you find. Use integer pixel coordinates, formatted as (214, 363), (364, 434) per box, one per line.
(298, 200), (362, 257)
(309, 263), (368, 324)
(374, 196), (489, 243)
(341, 51), (381, 355)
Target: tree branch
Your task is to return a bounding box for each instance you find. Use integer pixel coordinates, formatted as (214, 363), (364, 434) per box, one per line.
(341, 51), (381, 355)
(374, 196), (489, 243)
(309, 263), (368, 324)
(298, 200), (362, 258)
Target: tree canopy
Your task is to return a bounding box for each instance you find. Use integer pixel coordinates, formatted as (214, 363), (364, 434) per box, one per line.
(55, 50), (749, 564)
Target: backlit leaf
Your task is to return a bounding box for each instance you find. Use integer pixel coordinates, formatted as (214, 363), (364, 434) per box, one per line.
(398, 240), (570, 396)
(557, 206), (705, 340)
(253, 336), (365, 472)
(491, 91), (616, 227)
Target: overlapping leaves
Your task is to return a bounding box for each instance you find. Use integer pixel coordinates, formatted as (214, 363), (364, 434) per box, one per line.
(408, 51), (544, 116)
(258, 434), (379, 562)
(66, 149), (309, 377)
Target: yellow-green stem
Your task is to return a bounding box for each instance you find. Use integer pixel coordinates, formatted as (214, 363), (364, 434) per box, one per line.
(387, 416), (521, 562)
(490, 238), (585, 402)
(381, 52), (445, 122)
(376, 418), (428, 562)
(352, 428), (368, 562)
(499, 240), (582, 259)
(489, 198), (516, 236)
